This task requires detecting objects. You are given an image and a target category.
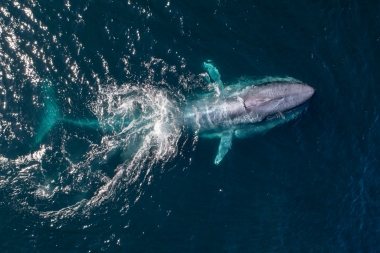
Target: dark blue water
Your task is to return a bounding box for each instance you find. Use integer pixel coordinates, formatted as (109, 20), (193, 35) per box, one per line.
(1, 0), (379, 252)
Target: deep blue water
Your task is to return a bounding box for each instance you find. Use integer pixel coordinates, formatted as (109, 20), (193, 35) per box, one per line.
(0, 0), (379, 252)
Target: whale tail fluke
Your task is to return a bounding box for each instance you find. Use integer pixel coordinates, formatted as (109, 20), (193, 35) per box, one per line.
(33, 80), (61, 146)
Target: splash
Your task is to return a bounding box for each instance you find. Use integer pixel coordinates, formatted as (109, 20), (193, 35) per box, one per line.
(0, 81), (186, 219)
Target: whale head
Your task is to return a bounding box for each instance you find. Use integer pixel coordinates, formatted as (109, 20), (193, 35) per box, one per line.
(242, 82), (315, 121)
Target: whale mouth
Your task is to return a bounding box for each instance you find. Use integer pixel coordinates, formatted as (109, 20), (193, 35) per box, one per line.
(260, 83), (315, 122)
(264, 101), (311, 122)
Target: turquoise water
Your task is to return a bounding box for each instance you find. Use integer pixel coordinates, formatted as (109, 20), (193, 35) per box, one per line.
(0, 0), (379, 252)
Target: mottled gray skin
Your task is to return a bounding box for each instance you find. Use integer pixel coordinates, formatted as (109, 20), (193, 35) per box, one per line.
(185, 82), (315, 135)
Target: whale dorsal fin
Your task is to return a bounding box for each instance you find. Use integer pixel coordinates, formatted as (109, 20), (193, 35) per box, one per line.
(214, 130), (233, 165)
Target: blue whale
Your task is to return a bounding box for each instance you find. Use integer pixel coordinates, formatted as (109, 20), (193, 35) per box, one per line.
(34, 62), (314, 165)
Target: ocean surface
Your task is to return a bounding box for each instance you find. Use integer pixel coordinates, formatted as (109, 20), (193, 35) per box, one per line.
(0, 0), (379, 252)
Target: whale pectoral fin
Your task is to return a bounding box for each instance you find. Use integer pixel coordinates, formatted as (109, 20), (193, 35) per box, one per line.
(214, 131), (233, 165)
(200, 73), (211, 84)
(203, 61), (224, 97)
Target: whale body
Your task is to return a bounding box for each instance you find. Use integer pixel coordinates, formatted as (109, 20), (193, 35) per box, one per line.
(185, 62), (315, 164)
